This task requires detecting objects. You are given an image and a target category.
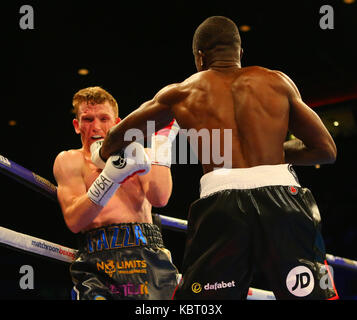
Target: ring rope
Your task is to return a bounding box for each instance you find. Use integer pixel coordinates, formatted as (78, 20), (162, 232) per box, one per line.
(0, 226), (76, 263)
(0, 225), (275, 299)
(1, 153), (356, 270)
(0, 153), (356, 300)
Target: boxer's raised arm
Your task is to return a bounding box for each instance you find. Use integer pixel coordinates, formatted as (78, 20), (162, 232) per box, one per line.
(138, 121), (180, 207)
(54, 143), (151, 233)
(140, 164), (173, 207)
(100, 84), (188, 160)
(53, 151), (103, 233)
(278, 72), (337, 165)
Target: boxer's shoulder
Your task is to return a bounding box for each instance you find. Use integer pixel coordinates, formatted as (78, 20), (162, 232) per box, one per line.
(54, 149), (86, 177)
(56, 148), (85, 163)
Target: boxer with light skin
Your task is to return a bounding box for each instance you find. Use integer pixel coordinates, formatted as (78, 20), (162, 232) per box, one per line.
(53, 87), (179, 300)
(54, 95), (169, 233)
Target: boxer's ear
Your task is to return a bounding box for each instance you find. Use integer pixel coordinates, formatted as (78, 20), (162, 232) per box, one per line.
(115, 117), (121, 125)
(73, 118), (80, 134)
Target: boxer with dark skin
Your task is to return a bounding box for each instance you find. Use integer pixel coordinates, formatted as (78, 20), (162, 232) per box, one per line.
(96, 16), (338, 299)
(99, 28), (336, 170)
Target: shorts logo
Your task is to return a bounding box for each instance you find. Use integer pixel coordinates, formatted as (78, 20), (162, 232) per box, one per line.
(191, 280), (236, 294)
(112, 153), (127, 169)
(97, 259), (147, 277)
(87, 225), (147, 253)
(108, 282), (148, 297)
(289, 186), (298, 195)
(286, 266), (314, 297)
(191, 282), (202, 293)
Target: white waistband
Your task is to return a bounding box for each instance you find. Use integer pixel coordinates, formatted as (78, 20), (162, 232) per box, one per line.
(200, 164), (300, 198)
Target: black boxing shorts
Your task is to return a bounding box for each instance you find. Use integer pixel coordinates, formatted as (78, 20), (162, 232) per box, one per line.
(173, 164), (339, 300)
(70, 223), (179, 300)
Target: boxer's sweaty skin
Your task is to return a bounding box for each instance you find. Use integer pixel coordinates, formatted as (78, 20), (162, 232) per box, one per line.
(101, 65), (336, 172)
(96, 19), (337, 301)
(55, 146), (153, 232)
(54, 102), (172, 233)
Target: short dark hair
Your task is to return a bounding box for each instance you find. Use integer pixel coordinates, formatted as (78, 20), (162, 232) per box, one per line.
(192, 16), (241, 55)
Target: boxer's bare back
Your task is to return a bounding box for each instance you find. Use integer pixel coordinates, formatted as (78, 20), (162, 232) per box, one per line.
(101, 66), (336, 172)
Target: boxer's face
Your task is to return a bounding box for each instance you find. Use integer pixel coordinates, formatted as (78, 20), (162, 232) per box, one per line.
(73, 101), (120, 150)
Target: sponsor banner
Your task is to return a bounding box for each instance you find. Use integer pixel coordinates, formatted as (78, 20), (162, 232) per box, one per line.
(0, 226), (77, 263)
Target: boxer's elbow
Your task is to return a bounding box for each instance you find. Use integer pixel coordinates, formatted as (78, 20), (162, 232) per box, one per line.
(154, 198), (169, 208)
(321, 141), (337, 164)
(64, 213), (82, 234)
(58, 202), (81, 233)
(62, 205), (90, 234)
(325, 148), (337, 164)
(67, 223), (81, 234)
(146, 184), (172, 207)
(148, 191), (171, 207)
(151, 200), (168, 208)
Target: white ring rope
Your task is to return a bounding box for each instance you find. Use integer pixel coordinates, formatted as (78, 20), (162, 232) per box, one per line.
(0, 225), (276, 300)
(0, 153), (356, 299)
(0, 226), (76, 263)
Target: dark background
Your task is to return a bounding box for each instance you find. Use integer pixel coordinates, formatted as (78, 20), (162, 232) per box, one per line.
(1, 0), (356, 299)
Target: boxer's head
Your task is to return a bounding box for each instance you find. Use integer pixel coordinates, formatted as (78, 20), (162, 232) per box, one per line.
(72, 86), (120, 149)
(192, 16), (242, 71)
(72, 86), (118, 119)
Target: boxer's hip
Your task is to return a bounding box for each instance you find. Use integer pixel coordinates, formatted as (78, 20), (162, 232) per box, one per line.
(71, 223), (178, 300)
(76, 222), (165, 255)
(199, 164), (300, 198)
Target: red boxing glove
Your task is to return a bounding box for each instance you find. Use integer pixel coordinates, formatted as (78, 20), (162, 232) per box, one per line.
(151, 119), (180, 167)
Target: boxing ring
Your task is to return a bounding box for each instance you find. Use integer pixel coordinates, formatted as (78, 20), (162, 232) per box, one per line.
(1, 153), (356, 300)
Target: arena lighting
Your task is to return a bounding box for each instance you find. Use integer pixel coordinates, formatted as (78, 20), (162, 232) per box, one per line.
(343, 0), (355, 4)
(333, 121), (340, 127)
(8, 120), (17, 126)
(78, 68), (89, 76)
(239, 25), (251, 32)
(307, 91), (357, 108)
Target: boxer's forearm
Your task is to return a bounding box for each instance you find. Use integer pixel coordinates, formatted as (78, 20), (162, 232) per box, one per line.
(145, 165), (173, 207)
(101, 99), (174, 161)
(283, 139), (336, 165)
(101, 118), (134, 161)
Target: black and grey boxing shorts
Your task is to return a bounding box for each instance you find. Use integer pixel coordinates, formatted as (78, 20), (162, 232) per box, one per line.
(173, 164), (339, 300)
(70, 223), (179, 300)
